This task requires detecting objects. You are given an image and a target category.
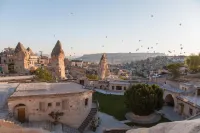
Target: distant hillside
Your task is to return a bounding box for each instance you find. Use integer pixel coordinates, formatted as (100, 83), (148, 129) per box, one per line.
(75, 53), (165, 64)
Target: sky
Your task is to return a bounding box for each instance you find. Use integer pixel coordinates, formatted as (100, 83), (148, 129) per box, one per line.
(0, 0), (200, 57)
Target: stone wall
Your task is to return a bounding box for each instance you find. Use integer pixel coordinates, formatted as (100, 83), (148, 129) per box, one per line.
(8, 91), (93, 128)
(176, 98), (200, 119)
(108, 83), (130, 91)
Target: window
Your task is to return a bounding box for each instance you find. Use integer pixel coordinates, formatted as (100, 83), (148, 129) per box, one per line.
(56, 102), (60, 106)
(39, 102), (45, 112)
(197, 89), (200, 96)
(48, 103), (52, 107)
(116, 86), (122, 90)
(189, 108), (193, 115)
(62, 100), (69, 110)
(112, 86), (114, 90)
(124, 87), (126, 90)
(85, 98), (88, 106)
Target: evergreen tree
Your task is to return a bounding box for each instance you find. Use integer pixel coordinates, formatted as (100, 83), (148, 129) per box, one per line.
(124, 84), (164, 116)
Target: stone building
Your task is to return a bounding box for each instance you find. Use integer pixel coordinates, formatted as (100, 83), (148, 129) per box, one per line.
(51, 40), (66, 79)
(38, 56), (49, 66)
(0, 43), (40, 74)
(98, 53), (110, 80)
(108, 81), (130, 91)
(71, 60), (83, 67)
(8, 82), (97, 130)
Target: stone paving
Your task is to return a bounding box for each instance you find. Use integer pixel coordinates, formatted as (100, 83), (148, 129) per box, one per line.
(159, 106), (183, 121)
(84, 112), (131, 133)
(125, 112), (161, 124)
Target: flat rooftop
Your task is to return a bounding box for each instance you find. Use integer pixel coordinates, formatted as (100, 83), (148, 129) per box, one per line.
(182, 83), (193, 86)
(10, 82), (89, 98)
(0, 83), (19, 91)
(109, 81), (130, 85)
(177, 95), (200, 108)
(0, 76), (34, 81)
(161, 84), (184, 93)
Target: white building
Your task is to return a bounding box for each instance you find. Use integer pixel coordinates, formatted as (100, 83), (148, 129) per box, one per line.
(161, 81), (200, 119)
(176, 84), (200, 118)
(71, 60), (83, 67)
(28, 55), (39, 67)
(108, 81), (130, 91)
(8, 82), (97, 130)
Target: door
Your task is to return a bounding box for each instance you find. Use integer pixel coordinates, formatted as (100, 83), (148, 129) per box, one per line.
(80, 80), (84, 85)
(18, 108), (25, 123)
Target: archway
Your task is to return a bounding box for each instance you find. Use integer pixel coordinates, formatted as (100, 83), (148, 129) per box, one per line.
(165, 94), (174, 106)
(14, 104), (27, 123)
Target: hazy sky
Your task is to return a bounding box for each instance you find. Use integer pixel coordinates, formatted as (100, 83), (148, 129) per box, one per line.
(0, 0), (200, 57)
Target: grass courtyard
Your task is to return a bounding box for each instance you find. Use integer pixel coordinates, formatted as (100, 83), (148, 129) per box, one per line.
(93, 92), (171, 127)
(93, 92), (128, 120)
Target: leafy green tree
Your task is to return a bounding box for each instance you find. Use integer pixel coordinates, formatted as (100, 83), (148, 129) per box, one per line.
(119, 75), (128, 80)
(86, 74), (99, 80)
(167, 63), (182, 79)
(124, 84), (164, 116)
(35, 67), (54, 82)
(185, 54), (200, 72)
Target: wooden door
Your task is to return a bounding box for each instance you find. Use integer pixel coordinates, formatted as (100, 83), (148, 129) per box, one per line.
(18, 108), (25, 123)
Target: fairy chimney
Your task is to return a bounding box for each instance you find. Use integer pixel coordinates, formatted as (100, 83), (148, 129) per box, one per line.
(27, 47), (34, 56)
(51, 40), (66, 79)
(14, 42), (29, 74)
(98, 53), (110, 80)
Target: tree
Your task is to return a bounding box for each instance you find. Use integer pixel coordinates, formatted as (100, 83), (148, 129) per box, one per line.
(86, 74), (99, 80)
(48, 111), (64, 123)
(185, 54), (200, 72)
(167, 63), (182, 79)
(124, 84), (164, 116)
(119, 75), (127, 80)
(35, 67), (54, 82)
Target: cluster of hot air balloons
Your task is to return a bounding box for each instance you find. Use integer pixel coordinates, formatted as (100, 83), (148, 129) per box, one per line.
(53, 13), (186, 58)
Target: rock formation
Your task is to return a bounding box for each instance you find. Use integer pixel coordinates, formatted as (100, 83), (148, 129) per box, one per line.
(126, 119), (200, 133)
(0, 119), (50, 133)
(98, 53), (110, 80)
(51, 40), (66, 79)
(14, 42), (30, 74)
(27, 47), (34, 56)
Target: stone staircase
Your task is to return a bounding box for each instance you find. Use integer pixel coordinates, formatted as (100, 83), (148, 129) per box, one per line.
(78, 107), (98, 133)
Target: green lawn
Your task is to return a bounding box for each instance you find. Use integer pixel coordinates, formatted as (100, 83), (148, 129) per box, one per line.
(93, 92), (128, 120)
(93, 92), (171, 127)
